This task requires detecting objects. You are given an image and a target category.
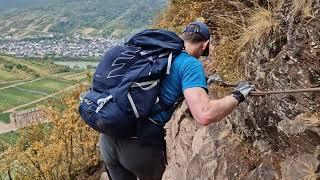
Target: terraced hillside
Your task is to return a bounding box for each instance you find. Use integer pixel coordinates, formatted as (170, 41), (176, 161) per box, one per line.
(0, 0), (166, 38)
(0, 55), (90, 124)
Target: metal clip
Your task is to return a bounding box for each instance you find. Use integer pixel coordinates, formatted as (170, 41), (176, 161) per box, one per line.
(95, 95), (113, 113)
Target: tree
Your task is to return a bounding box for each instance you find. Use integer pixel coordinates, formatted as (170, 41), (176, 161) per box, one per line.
(0, 85), (99, 179)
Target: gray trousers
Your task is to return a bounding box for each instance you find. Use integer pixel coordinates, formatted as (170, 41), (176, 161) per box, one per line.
(99, 133), (166, 180)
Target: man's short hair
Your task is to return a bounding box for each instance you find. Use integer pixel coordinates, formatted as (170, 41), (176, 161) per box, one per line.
(182, 32), (207, 44)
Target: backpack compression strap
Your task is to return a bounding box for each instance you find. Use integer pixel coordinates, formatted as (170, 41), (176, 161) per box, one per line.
(166, 53), (173, 74)
(126, 51), (174, 119)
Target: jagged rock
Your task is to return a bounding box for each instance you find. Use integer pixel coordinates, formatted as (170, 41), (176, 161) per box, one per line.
(247, 160), (279, 180)
(280, 154), (319, 180)
(163, 103), (230, 180)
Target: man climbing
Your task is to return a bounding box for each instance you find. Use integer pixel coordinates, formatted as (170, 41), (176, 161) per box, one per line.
(99, 21), (254, 180)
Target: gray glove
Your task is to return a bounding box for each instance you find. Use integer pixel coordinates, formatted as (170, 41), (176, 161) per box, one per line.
(231, 81), (255, 104)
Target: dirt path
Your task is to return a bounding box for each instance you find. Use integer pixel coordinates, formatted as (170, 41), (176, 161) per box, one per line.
(0, 117), (16, 135)
(0, 78), (43, 91)
(42, 18), (57, 32)
(0, 123), (17, 134)
(9, 27), (46, 33)
(13, 87), (48, 95)
(62, 72), (88, 80)
(0, 80), (24, 85)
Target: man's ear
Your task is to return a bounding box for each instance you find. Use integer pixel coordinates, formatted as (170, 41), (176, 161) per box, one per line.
(202, 40), (210, 51)
(201, 40), (210, 57)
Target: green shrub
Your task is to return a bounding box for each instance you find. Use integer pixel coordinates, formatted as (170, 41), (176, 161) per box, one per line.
(16, 64), (22, 69)
(4, 64), (14, 70)
(58, 66), (71, 73)
(21, 65), (28, 71)
(0, 113), (10, 124)
(86, 65), (94, 69)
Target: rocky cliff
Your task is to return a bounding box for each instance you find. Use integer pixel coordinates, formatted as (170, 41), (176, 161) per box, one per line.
(161, 0), (320, 179)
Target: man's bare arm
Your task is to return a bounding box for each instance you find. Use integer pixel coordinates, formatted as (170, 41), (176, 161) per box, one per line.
(183, 87), (238, 126)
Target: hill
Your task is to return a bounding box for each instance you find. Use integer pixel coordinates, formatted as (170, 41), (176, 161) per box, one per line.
(0, 0), (166, 38)
(0, 0), (52, 10)
(0, 55), (56, 81)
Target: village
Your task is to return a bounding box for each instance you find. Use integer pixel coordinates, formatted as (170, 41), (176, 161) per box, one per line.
(0, 35), (120, 58)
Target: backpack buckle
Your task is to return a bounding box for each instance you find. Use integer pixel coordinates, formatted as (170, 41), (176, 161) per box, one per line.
(95, 95), (113, 113)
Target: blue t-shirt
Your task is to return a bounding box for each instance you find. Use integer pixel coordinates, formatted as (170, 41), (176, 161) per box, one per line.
(150, 51), (207, 125)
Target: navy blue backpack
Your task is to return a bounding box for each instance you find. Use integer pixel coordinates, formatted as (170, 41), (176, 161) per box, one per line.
(79, 29), (184, 137)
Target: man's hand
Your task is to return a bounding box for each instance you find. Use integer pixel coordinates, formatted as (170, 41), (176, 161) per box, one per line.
(231, 81), (255, 104)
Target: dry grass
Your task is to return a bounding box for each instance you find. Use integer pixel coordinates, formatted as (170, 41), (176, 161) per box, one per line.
(303, 113), (320, 127)
(291, 0), (316, 18)
(274, 0), (285, 10)
(202, 0), (254, 82)
(205, 37), (245, 82)
(204, 1), (282, 82)
(239, 8), (279, 49)
(301, 160), (320, 180)
(153, 0), (207, 32)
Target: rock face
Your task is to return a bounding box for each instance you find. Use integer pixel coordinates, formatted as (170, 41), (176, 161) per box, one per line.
(163, 0), (320, 179)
